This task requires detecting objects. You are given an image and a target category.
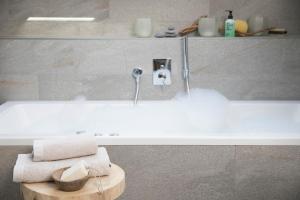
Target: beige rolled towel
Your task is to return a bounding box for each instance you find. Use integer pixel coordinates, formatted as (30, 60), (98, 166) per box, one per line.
(13, 147), (111, 183)
(33, 136), (98, 161)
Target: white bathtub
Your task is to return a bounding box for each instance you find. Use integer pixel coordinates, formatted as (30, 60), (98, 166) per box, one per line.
(0, 101), (300, 145)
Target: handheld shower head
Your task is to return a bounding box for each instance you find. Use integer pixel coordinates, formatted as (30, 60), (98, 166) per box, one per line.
(132, 68), (143, 104)
(132, 68), (143, 82)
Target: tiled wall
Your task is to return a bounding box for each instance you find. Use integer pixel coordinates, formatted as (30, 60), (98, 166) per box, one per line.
(189, 37), (300, 100)
(0, 0), (300, 37)
(1, 146), (300, 200)
(0, 0), (209, 37)
(0, 0), (109, 20)
(0, 37), (300, 102)
(0, 0), (109, 37)
(209, 0), (300, 34)
(107, 0), (209, 37)
(0, 38), (182, 102)
(0, 0), (300, 102)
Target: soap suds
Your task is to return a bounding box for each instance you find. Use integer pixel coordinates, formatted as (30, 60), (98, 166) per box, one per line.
(173, 88), (229, 132)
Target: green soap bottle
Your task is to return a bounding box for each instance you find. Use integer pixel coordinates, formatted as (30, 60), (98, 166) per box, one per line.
(225, 10), (235, 37)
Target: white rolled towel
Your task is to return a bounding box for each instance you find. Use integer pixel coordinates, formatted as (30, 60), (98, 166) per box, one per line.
(13, 147), (111, 183)
(33, 136), (98, 161)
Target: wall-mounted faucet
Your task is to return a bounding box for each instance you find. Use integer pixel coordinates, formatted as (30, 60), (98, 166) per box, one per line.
(132, 68), (143, 104)
(153, 59), (171, 86)
(182, 36), (190, 95)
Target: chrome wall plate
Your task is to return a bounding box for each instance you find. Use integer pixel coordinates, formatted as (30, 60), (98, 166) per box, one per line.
(153, 59), (172, 86)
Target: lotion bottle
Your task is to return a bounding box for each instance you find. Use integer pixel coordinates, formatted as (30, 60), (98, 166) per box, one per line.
(225, 10), (235, 37)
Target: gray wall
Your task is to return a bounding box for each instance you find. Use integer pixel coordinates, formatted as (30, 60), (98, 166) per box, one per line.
(0, 37), (300, 102)
(0, 0), (300, 37)
(0, 0), (109, 37)
(0, 0), (299, 101)
(1, 146), (300, 200)
(1, 1), (300, 200)
(209, 0), (300, 35)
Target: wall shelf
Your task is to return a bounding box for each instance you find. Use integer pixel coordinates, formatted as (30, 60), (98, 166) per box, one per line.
(0, 35), (299, 41)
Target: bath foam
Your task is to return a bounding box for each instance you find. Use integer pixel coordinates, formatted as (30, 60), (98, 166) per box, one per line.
(173, 89), (229, 132)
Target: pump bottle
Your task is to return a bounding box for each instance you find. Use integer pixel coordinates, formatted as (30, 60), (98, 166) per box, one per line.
(225, 10), (235, 37)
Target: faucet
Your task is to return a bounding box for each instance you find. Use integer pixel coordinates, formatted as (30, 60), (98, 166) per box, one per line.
(132, 68), (143, 104)
(153, 59), (172, 86)
(182, 36), (190, 96)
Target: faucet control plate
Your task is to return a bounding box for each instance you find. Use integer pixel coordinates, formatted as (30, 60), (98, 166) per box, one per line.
(153, 59), (172, 86)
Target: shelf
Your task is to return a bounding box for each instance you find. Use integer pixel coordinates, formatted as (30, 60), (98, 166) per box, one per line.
(0, 35), (299, 41)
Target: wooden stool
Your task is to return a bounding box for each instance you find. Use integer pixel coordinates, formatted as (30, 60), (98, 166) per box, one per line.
(20, 164), (125, 200)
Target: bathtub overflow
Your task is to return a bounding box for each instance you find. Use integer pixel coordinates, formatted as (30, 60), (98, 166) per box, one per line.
(94, 133), (104, 136)
(109, 133), (119, 136)
(75, 130), (86, 135)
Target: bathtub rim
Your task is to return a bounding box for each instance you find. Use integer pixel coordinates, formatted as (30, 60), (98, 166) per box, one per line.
(0, 100), (300, 146)
(1, 136), (300, 146)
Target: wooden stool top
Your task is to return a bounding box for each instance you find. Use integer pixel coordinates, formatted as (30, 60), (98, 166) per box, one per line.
(21, 164), (125, 200)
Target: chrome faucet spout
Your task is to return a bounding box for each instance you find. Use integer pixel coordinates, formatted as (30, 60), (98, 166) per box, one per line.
(132, 68), (143, 104)
(182, 36), (190, 96)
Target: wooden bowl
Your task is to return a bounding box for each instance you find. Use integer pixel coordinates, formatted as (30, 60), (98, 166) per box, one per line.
(52, 167), (89, 192)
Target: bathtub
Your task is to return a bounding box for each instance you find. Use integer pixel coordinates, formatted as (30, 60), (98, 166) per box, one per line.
(0, 101), (299, 145)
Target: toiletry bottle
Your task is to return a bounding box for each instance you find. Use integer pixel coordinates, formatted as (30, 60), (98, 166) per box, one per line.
(225, 10), (235, 37)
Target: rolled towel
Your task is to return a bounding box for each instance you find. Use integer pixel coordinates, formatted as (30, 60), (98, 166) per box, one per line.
(13, 147), (111, 183)
(33, 136), (98, 161)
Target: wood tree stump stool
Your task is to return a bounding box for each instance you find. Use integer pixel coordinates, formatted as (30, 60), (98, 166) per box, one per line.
(20, 164), (125, 200)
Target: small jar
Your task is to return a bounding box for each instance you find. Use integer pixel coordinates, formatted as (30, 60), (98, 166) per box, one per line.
(134, 18), (152, 37)
(248, 15), (266, 35)
(198, 17), (217, 37)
